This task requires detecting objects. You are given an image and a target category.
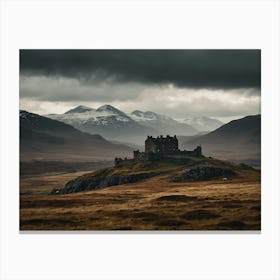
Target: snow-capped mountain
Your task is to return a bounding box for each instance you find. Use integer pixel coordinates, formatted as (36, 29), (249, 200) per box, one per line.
(130, 110), (197, 136)
(96, 104), (127, 116)
(65, 105), (94, 114)
(20, 110), (132, 161)
(46, 105), (204, 144)
(47, 105), (157, 144)
(182, 116), (224, 132)
(131, 110), (172, 121)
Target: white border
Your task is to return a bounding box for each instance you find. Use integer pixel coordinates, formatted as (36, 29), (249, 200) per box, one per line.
(1, 1), (280, 279)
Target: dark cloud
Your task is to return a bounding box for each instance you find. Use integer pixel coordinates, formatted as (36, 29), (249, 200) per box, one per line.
(20, 50), (261, 90)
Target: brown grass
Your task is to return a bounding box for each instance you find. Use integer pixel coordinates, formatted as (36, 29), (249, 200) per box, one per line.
(20, 168), (260, 231)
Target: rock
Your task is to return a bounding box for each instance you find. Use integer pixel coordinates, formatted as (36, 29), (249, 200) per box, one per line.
(50, 172), (158, 195)
(49, 188), (61, 195)
(172, 166), (236, 182)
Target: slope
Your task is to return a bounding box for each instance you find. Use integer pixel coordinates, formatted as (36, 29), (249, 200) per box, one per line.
(181, 115), (261, 165)
(20, 110), (132, 161)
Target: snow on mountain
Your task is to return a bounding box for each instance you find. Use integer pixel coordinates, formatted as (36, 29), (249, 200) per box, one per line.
(20, 110), (31, 120)
(96, 104), (127, 116)
(130, 110), (197, 136)
(46, 105), (157, 144)
(48, 105), (132, 125)
(65, 105), (94, 114)
(131, 110), (172, 122)
(46, 105), (202, 144)
(182, 116), (224, 132)
(20, 110), (132, 161)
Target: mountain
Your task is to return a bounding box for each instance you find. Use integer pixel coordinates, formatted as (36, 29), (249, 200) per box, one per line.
(182, 116), (224, 132)
(65, 105), (94, 114)
(20, 110), (132, 161)
(180, 115), (261, 166)
(130, 110), (197, 136)
(96, 104), (127, 116)
(47, 105), (157, 144)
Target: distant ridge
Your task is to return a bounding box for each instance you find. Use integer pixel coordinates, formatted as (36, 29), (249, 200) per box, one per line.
(182, 116), (224, 132)
(181, 115), (261, 165)
(20, 110), (132, 161)
(129, 109), (197, 136)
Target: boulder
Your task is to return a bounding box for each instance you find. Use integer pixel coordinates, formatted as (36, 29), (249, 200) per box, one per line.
(50, 172), (157, 195)
(172, 166), (236, 182)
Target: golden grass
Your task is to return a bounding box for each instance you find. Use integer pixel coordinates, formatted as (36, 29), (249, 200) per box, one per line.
(20, 169), (260, 231)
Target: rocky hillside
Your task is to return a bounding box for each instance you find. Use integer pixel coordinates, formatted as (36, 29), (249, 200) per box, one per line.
(51, 154), (258, 195)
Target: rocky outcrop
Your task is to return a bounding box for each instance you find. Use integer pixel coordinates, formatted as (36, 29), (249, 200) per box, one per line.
(50, 172), (157, 195)
(172, 166), (236, 182)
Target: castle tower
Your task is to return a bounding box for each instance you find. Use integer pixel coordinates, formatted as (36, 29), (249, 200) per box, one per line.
(194, 145), (202, 156)
(144, 135), (178, 154)
(145, 136), (157, 153)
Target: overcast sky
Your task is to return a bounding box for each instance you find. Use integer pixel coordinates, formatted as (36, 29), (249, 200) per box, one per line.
(20, 50), (261, 122)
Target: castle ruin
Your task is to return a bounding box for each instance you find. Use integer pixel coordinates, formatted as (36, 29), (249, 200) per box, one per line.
(115, 135), (202, 167)
(145, 135), (179, 154)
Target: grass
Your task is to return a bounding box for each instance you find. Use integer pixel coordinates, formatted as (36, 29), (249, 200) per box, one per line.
(70, 154), (250, 186)
(20, 163), (261, 230)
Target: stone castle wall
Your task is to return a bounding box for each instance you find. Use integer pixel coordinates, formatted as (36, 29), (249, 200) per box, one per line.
(115, 135), (202, 167)
(145, 135), (178, 154)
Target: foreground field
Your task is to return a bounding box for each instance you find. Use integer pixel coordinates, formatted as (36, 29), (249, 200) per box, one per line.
(20, 168), (260, 231)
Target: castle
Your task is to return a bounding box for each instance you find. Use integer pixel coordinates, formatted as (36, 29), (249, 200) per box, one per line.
(115, 135), (202, 166)
(145, 135), (179, 154)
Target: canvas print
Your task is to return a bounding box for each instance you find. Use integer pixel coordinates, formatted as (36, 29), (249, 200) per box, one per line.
(20, 50), (261, 230)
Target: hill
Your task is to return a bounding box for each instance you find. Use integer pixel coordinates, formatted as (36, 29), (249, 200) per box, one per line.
(180, 115), (261, 166)
(20, 110), (132, 161)
(51, 153), (258, 194)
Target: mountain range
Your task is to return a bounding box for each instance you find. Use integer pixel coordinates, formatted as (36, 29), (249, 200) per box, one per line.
(20, 110), (132, 161)
(47, 105), (156, 144)
(182, 116), (224, 132)
(46, 105), (223, 144)
(181, 115), (261, 166)
(20, 107), (260, 166)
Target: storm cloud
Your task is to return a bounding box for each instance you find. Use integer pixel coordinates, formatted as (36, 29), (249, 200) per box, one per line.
(20, 50), (260, 90)
(19, 50), (261, 120)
